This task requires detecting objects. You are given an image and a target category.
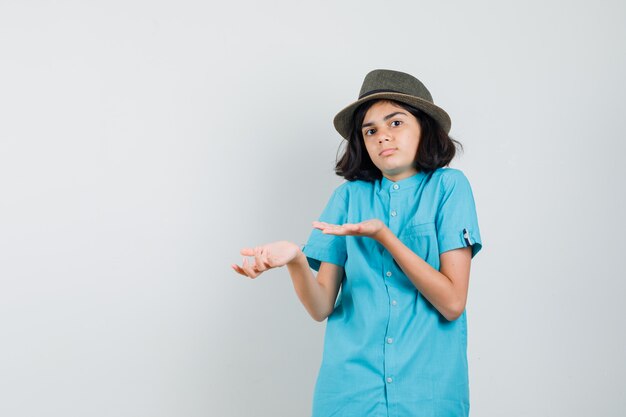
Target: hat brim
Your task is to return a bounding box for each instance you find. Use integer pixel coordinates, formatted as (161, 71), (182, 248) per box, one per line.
(333, 92), (452, 139)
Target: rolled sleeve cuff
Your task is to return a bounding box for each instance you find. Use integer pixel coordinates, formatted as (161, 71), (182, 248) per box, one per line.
(438, 227), (483, 258)
(302, 244), (347, 271)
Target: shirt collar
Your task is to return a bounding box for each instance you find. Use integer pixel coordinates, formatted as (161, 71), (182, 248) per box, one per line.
(377, 171), (428, 194)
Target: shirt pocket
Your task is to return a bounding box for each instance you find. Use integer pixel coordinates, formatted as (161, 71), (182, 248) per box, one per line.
(402, 220), (436, 238)
(400, 221), (437, 262)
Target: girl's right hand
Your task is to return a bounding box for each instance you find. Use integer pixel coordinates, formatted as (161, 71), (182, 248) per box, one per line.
(231, 241), (301, 279)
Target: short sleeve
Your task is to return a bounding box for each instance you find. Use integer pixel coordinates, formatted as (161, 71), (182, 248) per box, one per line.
(302, 186), (348, 271)
(435, 170), (483, 258)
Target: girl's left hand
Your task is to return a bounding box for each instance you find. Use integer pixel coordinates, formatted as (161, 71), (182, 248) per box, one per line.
(231, 241), (301, 279)
(312, 219), (386, 239)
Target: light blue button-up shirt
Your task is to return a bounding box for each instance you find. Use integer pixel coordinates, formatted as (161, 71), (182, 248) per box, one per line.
(302, 168), (483, 417)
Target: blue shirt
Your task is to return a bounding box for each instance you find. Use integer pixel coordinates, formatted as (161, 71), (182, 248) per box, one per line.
(302, 168), (483, 417)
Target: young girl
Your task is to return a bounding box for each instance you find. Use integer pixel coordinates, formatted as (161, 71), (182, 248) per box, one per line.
(232, 69), (482, 417)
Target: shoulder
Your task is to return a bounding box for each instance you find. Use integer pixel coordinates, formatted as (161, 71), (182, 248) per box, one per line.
(425, 168), (476, 205)
(430, 167), (470, 185)
(331, 179), (376, 201)
(429, 168), (472, 193)
(316, 180), (375, 221)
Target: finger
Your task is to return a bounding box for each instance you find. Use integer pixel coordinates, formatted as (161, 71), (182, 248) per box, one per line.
(241, 257), (260, 278)
(231, 264), (248, 276)
(326, 223), (363, 236)
(321, 226), (336, 234)
(260, 246), (273, 269)
(232, 262), (253, 277)
(322, 224), (349, 235)
(240, 247), (255, 256)
(254, 247), (267, 273)
(313, 221), (335, 230)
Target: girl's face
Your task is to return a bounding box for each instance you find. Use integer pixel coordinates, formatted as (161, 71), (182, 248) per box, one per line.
(361, 100), (421, 182)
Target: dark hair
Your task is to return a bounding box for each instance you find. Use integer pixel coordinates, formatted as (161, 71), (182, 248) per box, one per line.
(335, 99), (462, 182)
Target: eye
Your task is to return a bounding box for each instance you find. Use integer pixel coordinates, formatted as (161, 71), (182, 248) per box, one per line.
(363, 128), (376, 136)
(391, 120), (403, 127)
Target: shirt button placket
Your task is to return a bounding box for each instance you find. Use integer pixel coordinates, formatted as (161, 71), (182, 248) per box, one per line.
(389, 182), (399, 233)
(384, 286), (399, 410)
(384, 182), (400, 412)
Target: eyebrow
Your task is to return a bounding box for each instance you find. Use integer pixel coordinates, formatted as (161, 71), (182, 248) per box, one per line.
(361, 111), (407, 129)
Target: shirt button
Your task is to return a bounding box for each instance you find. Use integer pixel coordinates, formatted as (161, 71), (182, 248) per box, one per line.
(391, 300), (397, 306)
(386, 377), (393, 384)
(392, 184), (399, 190)
(390, 210), (397, 217)
(386, 271), (392, 277)
(387, 338), (393, 344)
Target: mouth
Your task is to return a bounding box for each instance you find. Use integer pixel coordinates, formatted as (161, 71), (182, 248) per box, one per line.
(379, 148), (397, 157)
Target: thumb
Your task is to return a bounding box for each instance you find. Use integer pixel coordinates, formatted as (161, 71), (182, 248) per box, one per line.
(240, 247), (255, 256)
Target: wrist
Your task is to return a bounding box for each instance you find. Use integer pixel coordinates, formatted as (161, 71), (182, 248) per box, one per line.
(288, 245), (306, 266)
(372, 224), (391, 243)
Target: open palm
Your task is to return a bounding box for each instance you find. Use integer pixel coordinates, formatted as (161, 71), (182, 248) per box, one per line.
(312, 219), (385, 238)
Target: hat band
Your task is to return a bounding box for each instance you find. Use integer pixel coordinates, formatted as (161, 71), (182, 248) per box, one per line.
(358, 89), (404, 99)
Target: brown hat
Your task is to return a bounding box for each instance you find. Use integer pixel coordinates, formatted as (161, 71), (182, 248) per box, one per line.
(333, 69), (452, 139)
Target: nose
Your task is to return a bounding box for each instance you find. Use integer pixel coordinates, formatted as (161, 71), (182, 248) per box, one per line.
(378, 127), (392, 143)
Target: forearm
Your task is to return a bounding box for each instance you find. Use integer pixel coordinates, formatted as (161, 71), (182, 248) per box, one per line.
(375, 227), (464, 321)
(286, 251), (337, 322)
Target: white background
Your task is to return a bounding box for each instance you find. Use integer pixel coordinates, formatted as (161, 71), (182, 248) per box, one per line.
(1, 1), (625, 416)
